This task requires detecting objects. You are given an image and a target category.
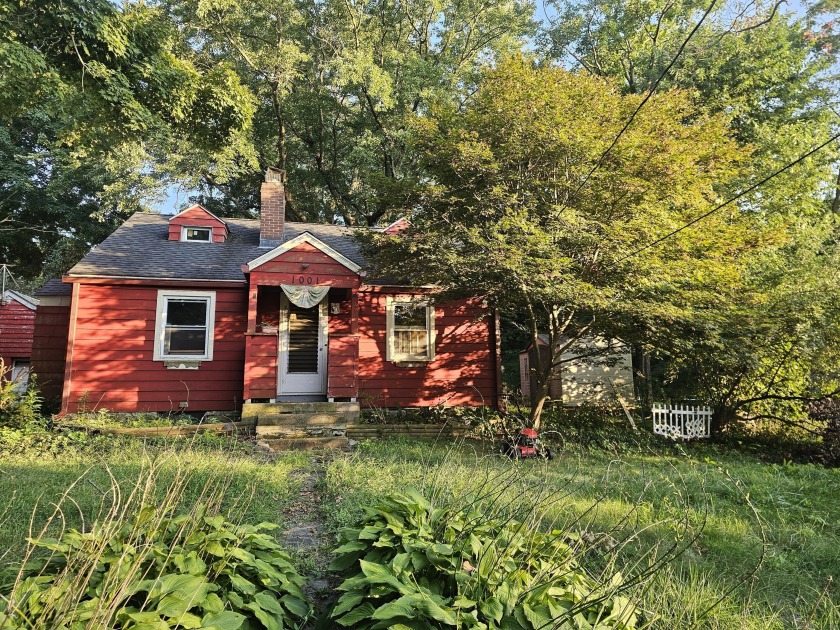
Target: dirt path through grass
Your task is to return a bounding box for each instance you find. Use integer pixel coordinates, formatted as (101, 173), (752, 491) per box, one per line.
(280, 453), (338, 621)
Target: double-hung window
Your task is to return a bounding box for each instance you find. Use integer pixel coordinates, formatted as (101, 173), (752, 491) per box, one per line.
(182, 227), (212, 242)
(386, 296), (435, 362)
(154, 291), (216, 361)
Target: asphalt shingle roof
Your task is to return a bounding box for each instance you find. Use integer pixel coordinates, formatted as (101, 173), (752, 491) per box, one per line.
(35, 279), (71, 297)
(67, 213), (371, 282)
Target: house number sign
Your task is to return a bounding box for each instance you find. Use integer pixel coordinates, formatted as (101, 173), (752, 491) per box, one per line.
(289, 275), (321, 285)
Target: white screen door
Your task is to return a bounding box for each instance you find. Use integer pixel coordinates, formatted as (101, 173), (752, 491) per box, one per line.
(278, 296), (328, 397)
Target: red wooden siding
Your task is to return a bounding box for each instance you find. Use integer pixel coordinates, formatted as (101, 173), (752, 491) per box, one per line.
(31, 301), (71, 405)
(0, 297), (36, 372)
(243, 334), (278, 399)
(355, 290), (495, 407)
(328, 335), (359, 398)
(63, 284), (247, 413)
(250, 243), (361, 290)
(168, 206), (228, 242)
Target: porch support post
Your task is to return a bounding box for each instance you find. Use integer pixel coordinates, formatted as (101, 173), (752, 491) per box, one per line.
(247, 282), (258, 333)
(350, 289), (359, 334)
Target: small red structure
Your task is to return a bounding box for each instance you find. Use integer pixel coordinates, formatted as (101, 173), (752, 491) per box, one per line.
(30, 280), (77, 408)
(39, 169), (504, 415)
(0, 289), (38, 388)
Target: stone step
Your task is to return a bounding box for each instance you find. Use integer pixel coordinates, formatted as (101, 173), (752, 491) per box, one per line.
(242, 401), (360, 420)
(256, 425), (347, 439)
(257, 412), (356, 427)
(261, 436), (351, 451)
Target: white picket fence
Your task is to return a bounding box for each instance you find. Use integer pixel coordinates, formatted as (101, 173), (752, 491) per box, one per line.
(652, 403), (713, 439)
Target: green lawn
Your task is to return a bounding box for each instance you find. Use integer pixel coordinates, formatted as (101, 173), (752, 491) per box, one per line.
(0, 427), (837, 628)
(0, 435), (311, 579)
(323, 437), (840, 629)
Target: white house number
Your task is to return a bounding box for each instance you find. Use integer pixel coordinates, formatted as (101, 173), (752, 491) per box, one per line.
(290, 275), (321, 285)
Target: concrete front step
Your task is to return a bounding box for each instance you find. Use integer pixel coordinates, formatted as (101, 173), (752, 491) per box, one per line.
(256, 425), (347, 439)
(242, 401), (360, 420)
(261, 436), (350, 451)
(257, 412), (357, 427)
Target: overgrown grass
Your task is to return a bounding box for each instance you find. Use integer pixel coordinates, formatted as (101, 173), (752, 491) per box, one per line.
(1, 408), (837, 628)
(0, 433), (311, 582)
(323, 435), (840, 628)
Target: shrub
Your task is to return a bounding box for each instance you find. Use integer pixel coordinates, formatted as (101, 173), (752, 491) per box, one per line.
(329, 489), (639, 629)
(0, 360), (42, 429)
(0, 506), (311, 629)
(809, 398), (840, 466)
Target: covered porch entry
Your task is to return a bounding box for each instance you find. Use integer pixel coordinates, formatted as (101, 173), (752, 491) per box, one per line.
(242, 232), (363, 403)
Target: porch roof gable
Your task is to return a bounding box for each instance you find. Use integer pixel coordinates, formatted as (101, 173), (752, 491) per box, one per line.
(246, 232), (364, 274)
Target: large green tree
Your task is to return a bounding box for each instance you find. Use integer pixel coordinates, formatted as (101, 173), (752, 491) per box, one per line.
(540, 0), (840, 429)
(158, 0), (535, 224)
(0, 0), (255, 280)
(362, 58), (759, 426)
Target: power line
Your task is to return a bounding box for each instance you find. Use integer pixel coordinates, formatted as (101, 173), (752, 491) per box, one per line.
(567, 0), (719, 205)
(611, 131), (840, 266)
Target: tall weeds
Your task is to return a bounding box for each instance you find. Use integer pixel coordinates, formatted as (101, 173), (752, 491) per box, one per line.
(0, 442), (309, 629)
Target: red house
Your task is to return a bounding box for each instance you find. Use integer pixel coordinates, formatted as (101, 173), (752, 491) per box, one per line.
(0, 289), (38, 389)
(45, 169), (502, 425)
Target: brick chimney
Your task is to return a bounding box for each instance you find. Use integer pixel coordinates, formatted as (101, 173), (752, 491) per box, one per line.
(260, 167), (286, 248)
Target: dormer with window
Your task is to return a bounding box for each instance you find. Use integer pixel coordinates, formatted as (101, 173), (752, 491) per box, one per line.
(168, 205), (229, 243)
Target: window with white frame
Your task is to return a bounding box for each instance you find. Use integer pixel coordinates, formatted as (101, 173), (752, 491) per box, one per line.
(154, 291), (216, 360)
(386, 297), (435, 362)
(181, 227), (212, 242)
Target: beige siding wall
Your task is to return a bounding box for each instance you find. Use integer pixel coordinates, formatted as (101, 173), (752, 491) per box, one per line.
(519, 338), (635, 406)
(560, 337), (634, 406)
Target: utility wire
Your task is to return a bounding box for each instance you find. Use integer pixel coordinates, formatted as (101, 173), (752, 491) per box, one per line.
(611, 131), (840, 266)
(567, 0), (719, 205)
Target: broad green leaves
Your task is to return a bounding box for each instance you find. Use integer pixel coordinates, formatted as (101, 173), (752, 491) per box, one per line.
(330, 489), (639, 629)
(0, 505), (311, 629)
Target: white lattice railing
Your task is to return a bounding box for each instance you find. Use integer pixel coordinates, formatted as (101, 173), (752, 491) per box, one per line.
(652, 403), (712, 439)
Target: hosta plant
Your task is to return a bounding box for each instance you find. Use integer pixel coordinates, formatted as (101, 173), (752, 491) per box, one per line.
(329, 489), (639, 629)
(0, 505), (311, 629)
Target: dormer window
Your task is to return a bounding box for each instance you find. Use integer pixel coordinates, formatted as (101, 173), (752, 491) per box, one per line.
(182, 227), (212, 242)
(168, 205), (228, 242)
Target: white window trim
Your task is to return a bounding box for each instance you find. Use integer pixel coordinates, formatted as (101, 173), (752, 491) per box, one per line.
(386, 296), (435, 362)
(154, 290), (216, 361)
(11, 359), (30, 393)
(180, 226), (213, 242)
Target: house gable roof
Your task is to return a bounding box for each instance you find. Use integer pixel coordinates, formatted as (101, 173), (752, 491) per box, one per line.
(247, 232), (363, 273)
(1, 290), (38, 310)
(168, 204), (228, 230)
(67, 212), (370, 283)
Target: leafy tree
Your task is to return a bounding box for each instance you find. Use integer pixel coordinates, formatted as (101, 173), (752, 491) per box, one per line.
(0, 0), (255, 280)
(540, 1), (840, 430)
(159, 0), (535, 224)
(362, 57), (756, 427)
(540, 0), (840, 220)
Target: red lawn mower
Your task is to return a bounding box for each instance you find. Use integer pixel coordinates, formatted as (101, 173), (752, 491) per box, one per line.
(500, 427), (553, 460)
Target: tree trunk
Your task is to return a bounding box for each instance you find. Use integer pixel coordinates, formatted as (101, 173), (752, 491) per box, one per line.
(711, 405), (737, 435)
(530, 389), (550, 430)
(529, 352), (552, 429)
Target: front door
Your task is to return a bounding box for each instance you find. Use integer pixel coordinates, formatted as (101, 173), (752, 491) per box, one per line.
(278, 296), (328, 398)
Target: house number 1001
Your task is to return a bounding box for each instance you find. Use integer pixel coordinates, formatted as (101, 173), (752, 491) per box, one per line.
(290, 275), (321, 285)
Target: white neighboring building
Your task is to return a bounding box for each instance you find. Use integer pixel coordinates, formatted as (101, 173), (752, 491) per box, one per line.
(519, 335), (634, 406)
